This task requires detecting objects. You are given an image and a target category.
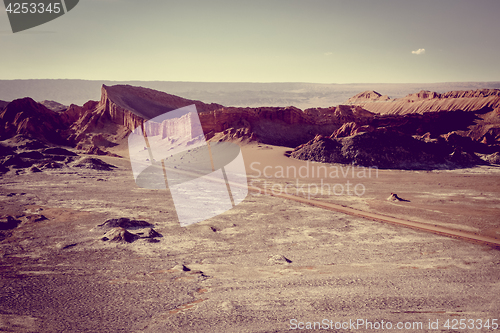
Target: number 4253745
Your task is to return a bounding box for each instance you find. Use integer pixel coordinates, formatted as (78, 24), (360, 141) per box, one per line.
(5, 2), (62, 14)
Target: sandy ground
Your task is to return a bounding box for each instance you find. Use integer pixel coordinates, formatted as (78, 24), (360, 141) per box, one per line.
(1, 144), (499, 332)
(242, 144), (500, 239)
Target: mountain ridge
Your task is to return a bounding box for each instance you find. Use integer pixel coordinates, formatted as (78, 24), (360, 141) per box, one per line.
(2, 79), (500, 109)
(1, 84), (500, 171)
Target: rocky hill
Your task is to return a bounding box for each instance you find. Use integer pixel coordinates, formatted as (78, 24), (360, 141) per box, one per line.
(0, 97), (67, 145)
(343, 88), (500, 147)
(70, 85), (372, 148)
(344, 90), (391, 104)
(0, 100), (9, 111)
(39, 100), (68, 112)
(291, 89), (500, 169)
(346, 89), (500, 115)
(291, 129), (483, 170)
(66, 84), (225, 146)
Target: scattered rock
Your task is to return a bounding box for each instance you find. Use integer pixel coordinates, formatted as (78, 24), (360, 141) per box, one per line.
(387, 193), (410, 202)
(98, 217), (152, 229)
(147, 228), (162, 238)
(447, 148), (483, 167)
(101, 227), (138, 243)
(268, 255), (292, 264)
(38, 161), (64, 169)
(484, 152), (500, 164)
(0, 216), (21, 230)
(83, 145), (121, 157)
(21, 214), (47, 223)
(72, 157), (116, 171)
(17, 138), (48, 150)
(147, 238), (160, 243)
(0, 143), (15, 156)
(170, 264), (192, 272)
(1, 155), (34, 169)
(17, 151), (45, 159)
(29, 166), (42, 173)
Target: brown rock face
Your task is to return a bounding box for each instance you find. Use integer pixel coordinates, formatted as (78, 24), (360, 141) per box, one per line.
(291, 128), (484, 170)
(348, 89), (500, 115)
(2, 84), (374, 149)
(330, 122), (376, 139)
(102, 227), (138, 243)
(344, 89), (500, 148)
(60, 100), (98, 125)
(70, 85), (376, 148)
(67, 85), (224, 148)
(0, 97), (67, 144)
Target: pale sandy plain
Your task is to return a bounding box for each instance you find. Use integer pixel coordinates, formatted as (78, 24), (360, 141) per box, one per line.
(1, 143), (500, 332)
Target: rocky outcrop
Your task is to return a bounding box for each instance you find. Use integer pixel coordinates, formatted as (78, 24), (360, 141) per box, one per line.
(39, 100), (67, 112)
(291, 129), (484, 170)
(345, 90), (391, 104)
(0, 145), (79, 173)
(97, 218), (161, 243)
(387, 193), (409, 202)
(330, 122), (375, 139)
(2, 84), (500, 167)
(98, 218), (152, 229)
(0, 100), (9, 111)
(347, 89), (500, 115)
(66, 85), (224, 148)
(102, 227), (138, 243)
(60, 100), (98, 125)
(344, 89), (500, 149)
(0, 98), (67, 145)
(71, 85), (377, 148)
(71, 157), (116, 171)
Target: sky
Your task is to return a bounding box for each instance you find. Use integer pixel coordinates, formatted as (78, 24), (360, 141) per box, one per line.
(1, 0), (499, 83)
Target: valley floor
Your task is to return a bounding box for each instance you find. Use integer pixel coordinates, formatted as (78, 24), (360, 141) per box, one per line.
(1, 145), (499, 332)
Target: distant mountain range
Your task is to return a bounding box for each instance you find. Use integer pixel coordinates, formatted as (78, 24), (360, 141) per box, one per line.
(1, 79), (500, 109)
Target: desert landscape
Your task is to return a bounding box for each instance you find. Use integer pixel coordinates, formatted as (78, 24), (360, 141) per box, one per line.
(1, 84), (499, 332)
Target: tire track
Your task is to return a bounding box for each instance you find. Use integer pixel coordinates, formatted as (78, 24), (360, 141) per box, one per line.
(247, 185), (500, 248)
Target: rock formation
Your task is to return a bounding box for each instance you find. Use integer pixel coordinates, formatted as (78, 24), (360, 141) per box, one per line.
(0, 97), (67, 145)
(97, 218), (161, 243)
(39, 100), (67, 112)
(345, 90), (391, 104)
(0, 100), (9, 111)
(72, 85), (375, 148)
(71, 157), (116, 171)
(387, 193), (410, 202)
(291, 129), (484, 169)
(346, 89), (500, 115)
(1, 84), (500, 170)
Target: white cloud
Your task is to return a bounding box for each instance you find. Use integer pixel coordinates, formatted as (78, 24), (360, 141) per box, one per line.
(324, 52), (333, 56)
(412, 48), (425, 55)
